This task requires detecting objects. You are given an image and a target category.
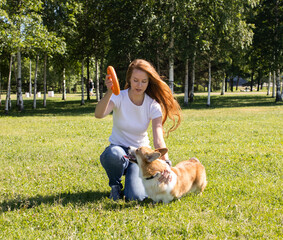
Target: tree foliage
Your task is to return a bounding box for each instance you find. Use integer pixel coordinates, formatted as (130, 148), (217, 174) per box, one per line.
(1, 0), (282, 108)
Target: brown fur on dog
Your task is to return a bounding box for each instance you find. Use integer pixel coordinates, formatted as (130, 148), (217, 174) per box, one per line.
(129, 146), (207, 203)
(170, 157), (207, 198)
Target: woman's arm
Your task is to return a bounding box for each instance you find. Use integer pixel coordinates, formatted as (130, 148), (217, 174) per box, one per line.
(94, 91), (114, 118)
(94, 75), (115, 118)
(152, 116), (169, 160)
(152, 116), (172, 183)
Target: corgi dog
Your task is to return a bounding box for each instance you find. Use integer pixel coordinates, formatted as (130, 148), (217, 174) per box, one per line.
(128, 146), (207, 203)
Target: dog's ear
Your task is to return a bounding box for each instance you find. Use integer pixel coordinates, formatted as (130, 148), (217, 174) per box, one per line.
(155, 148), (168, 157)
(147, 152), (161, 162)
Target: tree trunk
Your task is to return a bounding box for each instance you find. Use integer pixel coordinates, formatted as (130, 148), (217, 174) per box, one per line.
(225, 76), (228, 92)
(168, 3), (174, 93)
(221, 72), (225, 95)
(267, 72), (271, 95)
(14, 58), (18, 106)
(250, 71), (254, 92)
(257, 71), (261, 91)
(95, 58), (100, 101)
(0, 71), (2, 106)
(169, 56), (174, 93)
(99, 58), (104, 99)
(275, 69), (282, 102)
(81, 58), (85, 105)
(62, 67), (66, 100)
(189, 52), (196, 103)
(236, 76), (240, 91)
(43, 54), (47, 107)
(67, 76), (71, 94)
(230, 76), (233, 92)
(5, 55), (13, 113)
(29, 59), (32, 96)
(17, 50), (24, 112)
(184, 58), (189, 105)
(86, 57), (90, 101)
(272, 70), (276, 97)
(33, 55), (39, 109)
(207, 59), (211, 107)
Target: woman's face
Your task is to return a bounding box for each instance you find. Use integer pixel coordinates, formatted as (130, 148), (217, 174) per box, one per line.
(129, 69), (149, 95)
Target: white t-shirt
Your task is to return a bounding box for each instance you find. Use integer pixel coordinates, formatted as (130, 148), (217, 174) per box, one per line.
(109, 89), (162, 148)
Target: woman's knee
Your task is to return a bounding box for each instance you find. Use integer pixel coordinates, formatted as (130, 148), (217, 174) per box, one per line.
(100, 145), (127, 168)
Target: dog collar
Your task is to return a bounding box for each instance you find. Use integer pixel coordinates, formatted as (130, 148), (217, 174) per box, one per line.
(145, 173), (159, 180)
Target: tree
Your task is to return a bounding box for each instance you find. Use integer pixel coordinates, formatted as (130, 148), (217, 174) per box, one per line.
(247, 0), (282, 101)
(1, 0), (22, 112)
(33, 55), (39, 109)
(2, 0), (279, 110)
(207, 59), (212, 106)
(3, 0), (45, 111)
(200, 0), (256, 104)
(81, 58), (85, 105)
(5, 55), (13, 113)
(0, 72), (1, 106)
(168, 0), (175, 93)
(42, 0), (80, 103)
(275, 69), (281, 102)
(1, 0), (66, 111)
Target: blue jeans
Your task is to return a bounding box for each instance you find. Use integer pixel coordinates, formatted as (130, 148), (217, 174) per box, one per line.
(100, 144), (147, 201)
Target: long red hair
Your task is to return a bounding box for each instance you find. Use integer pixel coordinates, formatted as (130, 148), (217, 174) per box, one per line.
(124, 59), (182, 136)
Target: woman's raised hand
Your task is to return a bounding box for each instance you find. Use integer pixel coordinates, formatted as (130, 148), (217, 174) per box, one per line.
(105, 74), (113, 92)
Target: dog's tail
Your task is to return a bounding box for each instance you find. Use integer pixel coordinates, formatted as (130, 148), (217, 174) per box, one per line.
(189, 157), (200, 163)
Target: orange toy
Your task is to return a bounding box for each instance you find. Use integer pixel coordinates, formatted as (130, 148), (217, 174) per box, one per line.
(107, 66), (120, 95)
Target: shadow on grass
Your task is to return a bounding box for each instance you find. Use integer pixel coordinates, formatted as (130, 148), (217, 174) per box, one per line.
(177, 93), (282, 109)
(0, 190), (109, 212)
(0, 190), (157, 212)
(1, 93), (282, 117)
(1, 98), (97, 117)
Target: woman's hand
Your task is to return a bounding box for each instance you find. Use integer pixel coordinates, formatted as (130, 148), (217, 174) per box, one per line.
(105, 74), (113, 92)
(158, 169), (172, 184)
(94, 75), (115, 118)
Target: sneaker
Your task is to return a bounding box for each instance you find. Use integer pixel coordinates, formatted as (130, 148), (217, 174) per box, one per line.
(109, 185), (121, 201)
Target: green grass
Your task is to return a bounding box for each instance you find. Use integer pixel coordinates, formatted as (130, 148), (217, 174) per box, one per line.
(0, 92), (282, 239)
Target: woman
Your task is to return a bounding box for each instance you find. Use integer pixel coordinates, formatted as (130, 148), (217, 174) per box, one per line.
(95, 59), (181, 201)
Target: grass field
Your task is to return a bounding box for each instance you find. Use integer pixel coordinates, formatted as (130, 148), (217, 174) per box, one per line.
(0, 92), (282, 239)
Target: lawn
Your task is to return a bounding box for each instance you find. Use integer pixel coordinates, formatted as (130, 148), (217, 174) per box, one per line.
(0, 92), (282, 239)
